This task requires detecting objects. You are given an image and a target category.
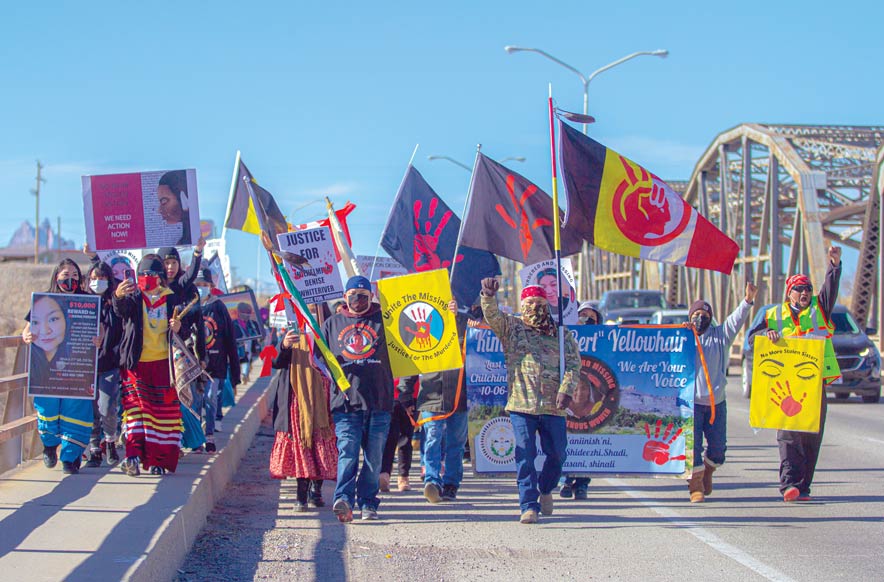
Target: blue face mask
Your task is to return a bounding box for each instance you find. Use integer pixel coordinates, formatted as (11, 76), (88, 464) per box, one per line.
(197, 286), (210, 299)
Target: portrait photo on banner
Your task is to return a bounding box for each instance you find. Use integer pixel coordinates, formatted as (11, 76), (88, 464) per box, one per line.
(27, 293), (101, 399)
(97, 249), (144, 282)
(219, 290), (265, 342)
(518, 258), (578, 325)
(82, 169), (200, 251)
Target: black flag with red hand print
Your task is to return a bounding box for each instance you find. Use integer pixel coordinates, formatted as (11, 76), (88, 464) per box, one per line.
(381, 165), (499, 307)
(461, 153), (584, 264)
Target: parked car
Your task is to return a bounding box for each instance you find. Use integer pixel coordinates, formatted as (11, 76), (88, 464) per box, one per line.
(741, 304), (882, 402)
(599, 290), (668, 325)
(650, 309), (690, 325)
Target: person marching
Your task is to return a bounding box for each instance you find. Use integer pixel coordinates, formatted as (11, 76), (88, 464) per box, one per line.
(480, 279), (580, 524)
(22, 259), (97, 475)
(322, 276), (395, 522)
(685, 282), (758, 502)
(748, 245), (842, 502)
(113, 254), (196, 477)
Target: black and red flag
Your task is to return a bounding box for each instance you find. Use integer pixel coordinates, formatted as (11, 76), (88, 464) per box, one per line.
(380, 165), (500, 307)
(460, 153), (583, 265)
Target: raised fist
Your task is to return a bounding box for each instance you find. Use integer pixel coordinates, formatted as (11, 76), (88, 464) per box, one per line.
(745, 282), (758, 303)
(481, 278), (499, 297)
(828, 245), (841, 266)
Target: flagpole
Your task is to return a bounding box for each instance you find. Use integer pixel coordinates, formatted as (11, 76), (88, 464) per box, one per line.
(448, 144), (482, 290)
(221, 150), (242, 242)
(549, 84), (566, 381)
(370, 144), (419, 281)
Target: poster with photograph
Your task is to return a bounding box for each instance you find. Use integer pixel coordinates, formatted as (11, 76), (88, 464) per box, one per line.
(277, 227), (344, 304)
(97, 249), (143, 282)
(518, 258), (578, 325)
(219, 290), (264, 342)
(83, 169), (200, 251)
(204, 253), (229, 294)
(27, 293), (101, 400)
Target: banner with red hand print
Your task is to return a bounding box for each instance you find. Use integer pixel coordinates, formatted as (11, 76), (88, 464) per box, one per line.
(558, 121), (739, 274)
(749, 336), (824, 433)
(377, 269), (463, 378)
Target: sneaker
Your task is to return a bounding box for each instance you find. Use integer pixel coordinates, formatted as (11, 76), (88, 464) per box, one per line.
(423, 482), (442, 504)
(397, 475), (411, 492)
(441, 485), (458, 501)
(783, 486), (800, 502)
(361, 507), (379, 521)
(86, 449), (102, 468)
(124, 456), (141, 477)
(379, 472), (391, 492)
(205, 441), (217, 453)
(42, 445), (58, 468)
(62, 460), (80, 475)
(519, 509), (539, 524)
(150, 466), (166, 476)
(539, 493), (554, 515)
(106, 443), (120, 466)
(797, 494), (813, 501)
(574, 486), (588, 500)
(309, 492), (326, 508)
(295, 501), (309, 512)
(215, 420), (223, 433)
(559, 483), (573, 498)
(333, 499), (353, 523)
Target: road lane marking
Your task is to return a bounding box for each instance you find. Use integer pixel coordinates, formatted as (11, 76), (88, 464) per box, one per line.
(608, 479), (797, 582)
(861, 437), (884, 446)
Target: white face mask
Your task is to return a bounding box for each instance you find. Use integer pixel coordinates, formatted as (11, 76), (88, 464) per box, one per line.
(197, 286), (210, 299)
(89, 279), (109, 294)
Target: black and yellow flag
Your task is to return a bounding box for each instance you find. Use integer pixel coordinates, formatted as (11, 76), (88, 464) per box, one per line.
(224, 158), (288, 246)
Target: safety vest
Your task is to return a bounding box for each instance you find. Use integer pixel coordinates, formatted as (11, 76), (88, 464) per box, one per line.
(765, 298), (841, 384)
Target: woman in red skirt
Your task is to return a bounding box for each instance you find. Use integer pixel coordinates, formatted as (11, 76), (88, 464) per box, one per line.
(269, 320), (337, 511)
(113, 254), (197, 477)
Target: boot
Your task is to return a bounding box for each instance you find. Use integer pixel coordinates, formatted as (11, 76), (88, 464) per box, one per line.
(310, 480), (325, 507)
(397, 475), (411, 492)
(295, 478), (310, 512)
(688, 468), (705, 503)
(702, 462), (716, 496)
(379, 472), (391, 492)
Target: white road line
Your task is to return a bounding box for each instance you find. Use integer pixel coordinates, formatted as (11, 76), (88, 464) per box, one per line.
(608, 479), (797, 582)
(861, 437), (884, 446)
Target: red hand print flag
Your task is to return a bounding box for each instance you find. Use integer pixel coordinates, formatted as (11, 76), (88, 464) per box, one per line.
(460, 154), (584, 264)
(558, 121), (739, 274)
(380, 165), (499, 307)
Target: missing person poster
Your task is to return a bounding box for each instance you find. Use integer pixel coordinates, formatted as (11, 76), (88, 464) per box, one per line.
(277, 227), (344, 304)
(27, 293), (101, 399)
(97, 249), (143, 282)
(83, 169), (201, 251)
(518, 258), (578, 325)
(220, 290), (264, 342)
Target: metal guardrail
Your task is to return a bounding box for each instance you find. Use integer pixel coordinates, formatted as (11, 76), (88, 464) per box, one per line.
(0, 335), (38, 468)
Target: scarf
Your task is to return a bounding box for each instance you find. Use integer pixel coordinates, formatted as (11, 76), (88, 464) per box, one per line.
(291, 308), (332, 448)
(521, 301), (557, 337)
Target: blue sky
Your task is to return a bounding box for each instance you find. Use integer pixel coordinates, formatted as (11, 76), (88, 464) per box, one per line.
(2, 1), (881, 292)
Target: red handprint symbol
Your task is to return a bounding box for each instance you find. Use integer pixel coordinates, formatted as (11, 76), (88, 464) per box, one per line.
(495, 175), (551, 260)
(612, 156), (690, 246)
(642, 420), (686, 465)
(404, 306), (434, 349)
(770, 381), (806, 417)
(413, 198), (462, 271)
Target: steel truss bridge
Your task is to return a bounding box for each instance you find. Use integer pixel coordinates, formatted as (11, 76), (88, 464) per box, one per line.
(579, 124), (884, 343)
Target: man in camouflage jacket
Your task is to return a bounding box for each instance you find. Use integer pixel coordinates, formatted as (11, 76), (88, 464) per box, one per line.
(480, 279), (580, 524)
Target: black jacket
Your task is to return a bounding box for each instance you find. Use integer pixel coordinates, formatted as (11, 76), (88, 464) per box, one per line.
(321, 304), (395, 414)
(410, 312), (470, 414)
(113, 289), (195, 371)
(269, 339), (294, 433)
(201, 295), (241, 385)
(96, 294), (124, 373)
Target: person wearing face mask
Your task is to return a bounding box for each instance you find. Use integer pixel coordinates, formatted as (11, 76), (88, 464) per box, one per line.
(480, 279), (580, 524)
(21, 259), (96, 475)
(321, 276), (395, 523)
(748, 245), (842, 502)
(157, 239), (206, 296)
(113, 254), (195, 477)
(83, 262), (125, 468)
(195, 269), (241, 452)
(684, 281), (758, 503)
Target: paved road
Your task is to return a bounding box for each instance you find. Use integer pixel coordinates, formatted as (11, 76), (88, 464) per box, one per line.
(181, 379), (884, 582)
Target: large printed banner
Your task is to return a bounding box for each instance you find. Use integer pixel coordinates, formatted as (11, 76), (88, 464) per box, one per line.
(518, 258), (578, 325)
(97, 249), (143, 282)
(377, 269), (463, 378)
(83, 169), (201, 251)
(749, 336), (825, 433)
(277, 227), (344, 304)
(356, 255), (409, 294)
(220, 290), (265, 342)
(27, 293), (101, 399)
(467, 325), (696, 477)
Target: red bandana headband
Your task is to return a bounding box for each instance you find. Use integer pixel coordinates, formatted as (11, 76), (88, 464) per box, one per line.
(785, 274), (811, 298)
(521, 285), (546, 301)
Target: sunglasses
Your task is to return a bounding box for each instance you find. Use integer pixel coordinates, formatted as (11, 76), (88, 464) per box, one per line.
(347, 290), (371, 297)
(140, 271), (163, 277)
(791, 285), (813, 294)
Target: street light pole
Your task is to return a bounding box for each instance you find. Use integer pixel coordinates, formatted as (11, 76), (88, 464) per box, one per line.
(428, 155), (525, 172)
(31, 160), (45, 265)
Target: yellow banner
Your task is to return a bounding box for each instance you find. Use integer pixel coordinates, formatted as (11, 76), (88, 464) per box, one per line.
(377, 269), (463, 378)
(749, 336), (825, 433)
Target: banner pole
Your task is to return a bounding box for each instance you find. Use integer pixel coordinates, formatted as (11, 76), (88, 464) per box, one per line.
(221, 150), (241, 242)
(448, 144), (482, 289)
(549, 84), (566, 381)
(371, 144), (419, 281)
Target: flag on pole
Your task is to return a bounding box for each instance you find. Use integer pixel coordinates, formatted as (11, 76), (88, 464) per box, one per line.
(380, 165), (499, 307)
(223, 158), (288, 250)
(460, 153), (583, 264)
(325, 197), (362, 279)
(558, 120), (739, 274)
(294, 202), (356, 262)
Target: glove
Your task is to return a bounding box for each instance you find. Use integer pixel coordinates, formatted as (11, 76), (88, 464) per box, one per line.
(480, 278), (500, 297)
(556, 393), (573, 411)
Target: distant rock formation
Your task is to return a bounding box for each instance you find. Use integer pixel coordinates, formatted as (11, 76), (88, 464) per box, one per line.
(6, 219), (75, 251)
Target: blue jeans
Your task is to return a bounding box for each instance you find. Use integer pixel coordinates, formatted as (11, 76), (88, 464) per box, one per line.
(509, 412), (567, 512)
(694, 401), (727, 467)
(202, 378), (221, 435)
(90, 368), (121, 448)
(421, 411), (468, 489)
(333, 410), (392, 511)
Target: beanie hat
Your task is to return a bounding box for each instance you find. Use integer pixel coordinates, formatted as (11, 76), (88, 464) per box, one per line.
(199, 268), (214, 285)
(157, 247), (180, 263)
(346, 276), (372, 292)
(521, 285), (547, 301)
(137, 255), (165, 276)
(785, 274), (811, 297)
(689, 300), (712, 318)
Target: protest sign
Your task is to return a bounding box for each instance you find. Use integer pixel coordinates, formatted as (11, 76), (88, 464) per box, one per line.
(518, 258), (578, 325)
(97, 249), (143, 282)
(467, 324), (696, 477)
(277, 227), (344, 304)
(377, 269), (463, 378)
(83, 169), (200, 251)
(200, 219), (215, 239)
(27, 293), (101, 400)
(204, 238), (232, 290)
(749, 336), (825, 433)
(219, 290), (264, 342)
(204, 253), (229, 294)
(357, 255), (409, 281)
